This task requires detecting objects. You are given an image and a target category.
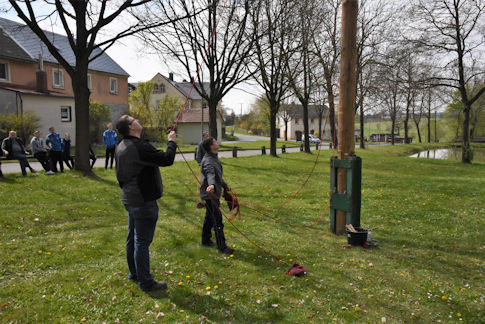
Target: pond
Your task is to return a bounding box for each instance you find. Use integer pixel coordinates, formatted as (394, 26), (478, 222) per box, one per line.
(410, 147), (485, 162)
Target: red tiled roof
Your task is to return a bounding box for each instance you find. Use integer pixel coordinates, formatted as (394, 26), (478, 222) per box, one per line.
(177, 108), (210, 123)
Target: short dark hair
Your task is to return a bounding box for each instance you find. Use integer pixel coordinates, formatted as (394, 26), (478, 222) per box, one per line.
(116, 115), (132, 137)
(202, 137), (215, 152)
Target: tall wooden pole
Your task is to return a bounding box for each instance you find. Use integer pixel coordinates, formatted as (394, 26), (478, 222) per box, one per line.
(336, 0), (358, 235)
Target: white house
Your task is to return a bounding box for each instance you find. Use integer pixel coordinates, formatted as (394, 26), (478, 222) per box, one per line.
(279, 104), (331, 141)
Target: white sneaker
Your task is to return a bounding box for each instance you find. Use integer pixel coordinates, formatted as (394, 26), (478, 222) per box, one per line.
(46, 171), (55, 175)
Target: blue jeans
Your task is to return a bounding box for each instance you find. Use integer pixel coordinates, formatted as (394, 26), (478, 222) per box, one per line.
(12, 152), (31, 175)
(124, 201), (159, 289)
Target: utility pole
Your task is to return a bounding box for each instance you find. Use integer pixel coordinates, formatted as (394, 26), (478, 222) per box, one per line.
(335, 0), (358, 235)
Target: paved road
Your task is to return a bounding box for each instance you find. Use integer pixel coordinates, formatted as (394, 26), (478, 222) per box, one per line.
(1, 145), (324, 175)
(223, 133), (270, 142)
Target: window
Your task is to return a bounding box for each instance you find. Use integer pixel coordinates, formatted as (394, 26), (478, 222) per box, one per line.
(310, 118), (314, 123)
(295, 118), (299, 125)
(202, 101), (208, 109)
(154, 84), (159, 93)
(160, 84), (165, 93)
(110, 77), (118, 94)
(87, 74), (92, 90)
(53, 68), (64, 88)
(61, 106), (72, 122)
(0, 62), (10, 81)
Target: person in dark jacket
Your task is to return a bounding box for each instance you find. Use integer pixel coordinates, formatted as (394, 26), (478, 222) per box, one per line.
(195, 131), (210, 165)
(199, 137), (234, 255)
(46, 127), (64, 173)
(1, 131), (36, 176)
(103, 122), (117, 169)
(115, 115), (177, 292)
(31, 131), (55, 174)
(61, 133), (74, 169)
(0, 145), (6, 177)
(89, 145), (96, 169)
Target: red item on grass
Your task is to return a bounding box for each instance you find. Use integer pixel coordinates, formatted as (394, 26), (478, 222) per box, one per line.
(285, 263), (307, 277)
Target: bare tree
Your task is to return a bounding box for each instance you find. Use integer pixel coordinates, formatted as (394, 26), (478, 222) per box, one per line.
(6, 0), (189, 172)
(374, 48), (406, 145)
(138, 0), (254, 140)
(355, 0), (392, 148)
(250, 0), (294, 156)
(407, 0), (485, 163)
(286, 0), (319, 153)
(313, 0), (341, 148)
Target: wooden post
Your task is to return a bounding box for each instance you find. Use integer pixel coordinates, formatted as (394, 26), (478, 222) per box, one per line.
(300, 144), (304, 152)
(194, 149), (197, 160)
(232, 146), (238, 158)
(261, 146), (266, 155)
(335, 0), (358, 235)
(282, 144), (286, 153)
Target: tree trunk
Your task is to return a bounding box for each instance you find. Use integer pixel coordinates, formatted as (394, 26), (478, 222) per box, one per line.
(326, 74), (337, 147)
(318, 112), (322, 140)
(404, 103), (410, 144)
(208, 100), (218, 140)
(414, 120), (422, 143)
(391, 117), (395, 145)
(462, 105), (472, 163)
(72, 76), (91, 173)
(269, 106), (278, 157)
(284, 120), (288, 141)
(359, 103), (365, 149)
(427, 112), (431, 144)
(302, 102), (310, 153)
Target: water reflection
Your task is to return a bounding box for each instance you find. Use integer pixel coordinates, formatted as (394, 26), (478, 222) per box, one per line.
(410, 148), (485, 162)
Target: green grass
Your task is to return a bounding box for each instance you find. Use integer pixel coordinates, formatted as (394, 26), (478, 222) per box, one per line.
(1, 145), (484, 323)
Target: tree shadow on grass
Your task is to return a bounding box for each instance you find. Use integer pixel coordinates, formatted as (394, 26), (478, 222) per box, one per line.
(0, 176), (16, 183)
(146, 286), (284, 322)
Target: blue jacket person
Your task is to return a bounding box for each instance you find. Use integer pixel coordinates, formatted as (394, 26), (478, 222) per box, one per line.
(115, 115), (177, 292)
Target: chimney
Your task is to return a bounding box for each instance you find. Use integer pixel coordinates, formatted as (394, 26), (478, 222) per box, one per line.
(36, 53), (47, 93)
(169, 72), (174, 81)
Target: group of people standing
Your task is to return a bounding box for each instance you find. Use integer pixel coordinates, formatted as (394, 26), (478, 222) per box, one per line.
(0, 123), (118, 177)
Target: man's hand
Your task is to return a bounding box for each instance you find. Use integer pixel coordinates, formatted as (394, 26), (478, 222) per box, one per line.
(3, 150), (8, 155)
(25, 151), (30, 155)
(206, 185), (215, 193)
(168, 131), (176, 142)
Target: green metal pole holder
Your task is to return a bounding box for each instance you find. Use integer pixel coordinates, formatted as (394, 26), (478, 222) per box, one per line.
(330, 156), (362, 233)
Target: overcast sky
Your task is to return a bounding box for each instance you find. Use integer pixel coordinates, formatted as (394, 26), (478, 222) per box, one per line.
(0, 8), (261, 115)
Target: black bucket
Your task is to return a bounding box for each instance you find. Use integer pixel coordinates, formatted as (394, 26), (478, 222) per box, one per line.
(346, 228), (368, 246)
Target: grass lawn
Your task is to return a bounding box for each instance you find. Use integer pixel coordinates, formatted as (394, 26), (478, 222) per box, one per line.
(0, 145), (484, 323)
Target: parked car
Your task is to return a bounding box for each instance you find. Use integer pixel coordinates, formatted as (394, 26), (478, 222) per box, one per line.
(301, 134), (321, 144)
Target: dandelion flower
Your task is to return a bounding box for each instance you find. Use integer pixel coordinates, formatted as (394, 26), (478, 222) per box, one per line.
(441, 296), (447, 301)
(206, 286), (211, 290)
(178, 282), (183, 286)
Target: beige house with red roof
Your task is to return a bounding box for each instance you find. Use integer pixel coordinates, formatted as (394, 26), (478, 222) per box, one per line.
(144, 72), (223, 144)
